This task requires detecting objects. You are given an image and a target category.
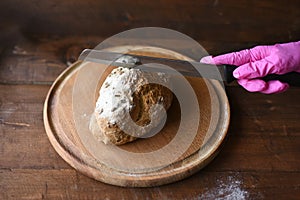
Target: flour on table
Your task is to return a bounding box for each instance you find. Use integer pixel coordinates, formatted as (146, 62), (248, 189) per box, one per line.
(197, 175), (250, 200)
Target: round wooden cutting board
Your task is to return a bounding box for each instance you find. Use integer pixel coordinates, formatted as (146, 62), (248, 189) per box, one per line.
(43, 46), (230, 187)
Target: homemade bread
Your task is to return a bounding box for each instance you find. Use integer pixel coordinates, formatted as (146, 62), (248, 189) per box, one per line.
(92, 67), (173, 145)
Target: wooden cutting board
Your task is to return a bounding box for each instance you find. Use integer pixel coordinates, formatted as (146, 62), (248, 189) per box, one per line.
(43, 46), (230, 187)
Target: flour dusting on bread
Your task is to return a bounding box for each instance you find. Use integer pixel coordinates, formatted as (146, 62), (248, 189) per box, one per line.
(93, 66), (173, 145)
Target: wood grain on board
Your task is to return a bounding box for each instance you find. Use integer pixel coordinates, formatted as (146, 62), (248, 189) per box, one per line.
(42, 47), (229, 186)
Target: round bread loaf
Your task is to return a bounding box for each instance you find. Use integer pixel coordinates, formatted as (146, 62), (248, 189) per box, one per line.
(93, 67), (173, 145)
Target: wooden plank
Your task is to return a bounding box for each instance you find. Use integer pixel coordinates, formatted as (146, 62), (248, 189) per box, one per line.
(0, 36), (101, 84)
(2, 121), (299, 172)
(0, 35), (300, 85)
(1, 169), (299, 199)
(0, 36), (252, 84)
(227, 87), (300, 137)
(1, 84), (300, 172)
(0, 0), (299, 43)
(208, 136), (300, 172)
(0, 85), (70, 169)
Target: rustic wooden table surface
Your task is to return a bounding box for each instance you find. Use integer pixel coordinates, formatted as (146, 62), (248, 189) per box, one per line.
(1, 0), (300, 199)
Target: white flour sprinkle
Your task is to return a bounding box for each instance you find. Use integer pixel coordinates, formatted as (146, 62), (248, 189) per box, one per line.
(197, 175), (249, 200)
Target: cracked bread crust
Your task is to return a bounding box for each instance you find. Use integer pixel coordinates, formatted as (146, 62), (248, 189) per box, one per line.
(93, 67), (173, 145)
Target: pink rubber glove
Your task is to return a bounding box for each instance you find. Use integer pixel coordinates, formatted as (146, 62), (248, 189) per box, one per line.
(201, 41), (300, 94)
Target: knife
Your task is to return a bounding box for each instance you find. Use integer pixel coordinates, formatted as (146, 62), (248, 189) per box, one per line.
(79, 49), (300, 86)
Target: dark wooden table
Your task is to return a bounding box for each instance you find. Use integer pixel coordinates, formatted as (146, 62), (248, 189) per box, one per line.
(1, 1), (300, 199)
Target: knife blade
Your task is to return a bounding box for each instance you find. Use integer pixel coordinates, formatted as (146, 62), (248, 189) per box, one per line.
(79, 49), (300, 86)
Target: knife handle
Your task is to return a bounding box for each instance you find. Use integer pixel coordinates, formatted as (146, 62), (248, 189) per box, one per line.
(221, 64), (300, 86)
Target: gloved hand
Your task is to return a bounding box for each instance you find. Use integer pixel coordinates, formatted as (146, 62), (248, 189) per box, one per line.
(200, 41), (300, 94)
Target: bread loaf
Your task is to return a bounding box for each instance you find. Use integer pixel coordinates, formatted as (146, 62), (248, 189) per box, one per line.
(92, 66), (173, 145)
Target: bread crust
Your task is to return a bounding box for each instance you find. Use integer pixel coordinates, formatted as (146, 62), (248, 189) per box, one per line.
(93, 67), (173, 145)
